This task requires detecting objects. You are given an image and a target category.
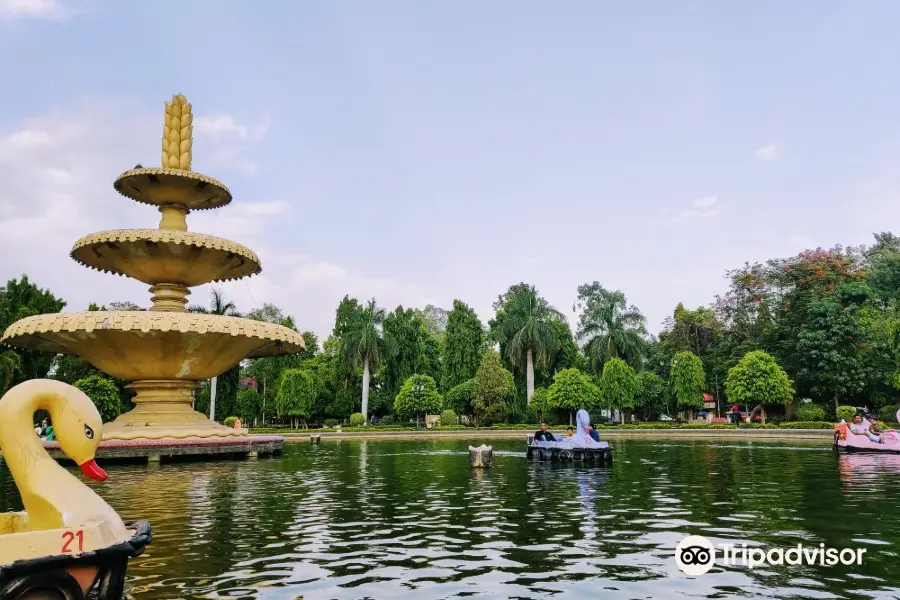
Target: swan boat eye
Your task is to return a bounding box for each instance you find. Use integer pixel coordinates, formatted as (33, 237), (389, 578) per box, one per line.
(84, 424), (94, 439)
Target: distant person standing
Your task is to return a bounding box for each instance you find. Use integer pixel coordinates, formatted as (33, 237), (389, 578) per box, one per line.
(730, 404), (741, 424)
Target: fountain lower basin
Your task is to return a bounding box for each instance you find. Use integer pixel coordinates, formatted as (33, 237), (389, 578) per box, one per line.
(1, 311), (304, 380)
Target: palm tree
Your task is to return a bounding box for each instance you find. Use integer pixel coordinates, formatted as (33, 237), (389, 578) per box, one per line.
(0, 350), (20, 394)
(340, 298), (394, 424)
(189, 288), (241, 421)
(576, 286), (648, 372)
(496, 285), (564, 404)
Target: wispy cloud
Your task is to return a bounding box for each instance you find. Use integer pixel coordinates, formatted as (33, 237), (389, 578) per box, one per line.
(0, 0), (68, 19)
(192, 114), (268, 176)
(666, 196), (719, 223)
(195, 115), (268, 142)
(754, 144), (778, 161)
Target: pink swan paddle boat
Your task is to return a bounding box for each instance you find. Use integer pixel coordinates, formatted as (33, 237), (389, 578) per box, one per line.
(834, 409), (900, 453)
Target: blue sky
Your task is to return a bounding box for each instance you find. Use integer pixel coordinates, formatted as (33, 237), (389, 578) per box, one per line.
(2, 0), (900, 342)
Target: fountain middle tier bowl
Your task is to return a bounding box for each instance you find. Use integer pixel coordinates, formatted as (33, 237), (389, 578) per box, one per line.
(1, 312), (305, 380)
(71, 229), (261, 286)
(114, 167), (231, 210)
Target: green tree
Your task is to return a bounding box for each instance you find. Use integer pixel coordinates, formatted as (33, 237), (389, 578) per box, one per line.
(0, 351), (21, 394)
(340, 298), (395, 423)
(106, 301), (143, 311)
(473, 350), (515, 425)
(797, 283), (873, 408)
(598, 357), (639, 414)
(441, 299), (486, 391)
(188, 287), (242, 421)
(416, 304), (449, 340)
(490, 283), (564, 405)
(393, 374), (442, 425)
(74, 374), (121, 422)
(670, 351), (705, 411)
(549, 318), (585, 374)
(243, 353), (304, 422)
(444, 378), (477, 416)
(0, 276), (67, 385)
(724, 350), (794, 408)
(634, 371), (667, 420)
(235, 386), (262, 424)
(531, 387), (550, 422)
(382, 306), (439, 397)
(574, 282), (648, 371)
(276, 368), (316, 428)
(547, 368), (600, 422)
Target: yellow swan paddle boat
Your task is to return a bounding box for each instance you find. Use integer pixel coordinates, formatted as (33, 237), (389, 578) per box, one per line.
(0, 379), (151, 600)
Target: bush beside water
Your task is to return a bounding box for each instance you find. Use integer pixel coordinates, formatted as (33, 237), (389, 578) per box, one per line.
(836, 405), (857, 422)
(439, 409), (458, 425)
(878, 404), (900, 421)
(796, 403), (828, 422)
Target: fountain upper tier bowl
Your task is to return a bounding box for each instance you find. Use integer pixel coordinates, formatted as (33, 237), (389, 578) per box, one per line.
(114, 167), (231, 210)
(1, 312), (305, 380)
(70, 229), (261, 286)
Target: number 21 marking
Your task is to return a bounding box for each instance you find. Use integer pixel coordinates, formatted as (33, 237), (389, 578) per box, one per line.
(61, 530), (84, 553)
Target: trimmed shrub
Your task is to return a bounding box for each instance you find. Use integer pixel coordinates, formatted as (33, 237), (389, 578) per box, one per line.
(379, 415), (395, 426)
(836, 405), (857, 422)
(878, 404), (900, 422)
(445, 379), (477, 416)
(73, 374), (122, 423)
(439, 409), (458, 426)
(778, 421), (834, 429)
(224, 416), (238, 428)
(349, 412), (365, 427)
(323, 418), (340, 427)
(796, 403), (827, 422)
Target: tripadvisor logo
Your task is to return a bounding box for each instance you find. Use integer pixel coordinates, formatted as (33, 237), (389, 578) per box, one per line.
(675, 535), (867, 575)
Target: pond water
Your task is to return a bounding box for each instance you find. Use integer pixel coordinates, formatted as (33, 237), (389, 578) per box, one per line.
(3, 438), (900, 599)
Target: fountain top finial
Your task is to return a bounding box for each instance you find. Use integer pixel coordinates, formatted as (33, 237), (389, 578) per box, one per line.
(161, 94), (193, 171)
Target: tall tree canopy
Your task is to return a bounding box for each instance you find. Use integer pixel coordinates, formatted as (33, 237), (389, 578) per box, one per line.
(598, 357), (639, 413)
(473, 350), (515, 425)
(670, 351), (705, 411)
(339, 298), (395, 423)
(0, 276), (66, 385)
(382, 306), (440, 398)
(574, 282), (648, 371)
(490, 283), (564, 406)
(441, 299), (485, 391)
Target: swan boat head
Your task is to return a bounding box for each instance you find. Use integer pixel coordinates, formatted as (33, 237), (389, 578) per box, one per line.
(0, 380), (135, 567)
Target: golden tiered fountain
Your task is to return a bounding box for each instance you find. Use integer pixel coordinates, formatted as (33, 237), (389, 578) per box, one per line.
(1, 94), (304, 447)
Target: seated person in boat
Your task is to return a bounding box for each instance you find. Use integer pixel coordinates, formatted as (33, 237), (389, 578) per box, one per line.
(566, 426), (575, 438)
(534, 423), (556, 442)
(849, 414), (882, 443)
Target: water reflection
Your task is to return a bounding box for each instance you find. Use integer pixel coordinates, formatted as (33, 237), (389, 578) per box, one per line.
(2, 439), (900, 599)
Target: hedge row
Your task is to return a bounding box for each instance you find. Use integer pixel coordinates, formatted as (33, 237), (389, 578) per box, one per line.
(249, 421), (835, 434)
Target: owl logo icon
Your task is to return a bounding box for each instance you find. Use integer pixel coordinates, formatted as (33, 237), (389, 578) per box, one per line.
(675, 535), (716, 575)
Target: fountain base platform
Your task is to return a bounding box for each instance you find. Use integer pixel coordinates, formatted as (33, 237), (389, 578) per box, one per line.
(38, 435), (283, 465)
